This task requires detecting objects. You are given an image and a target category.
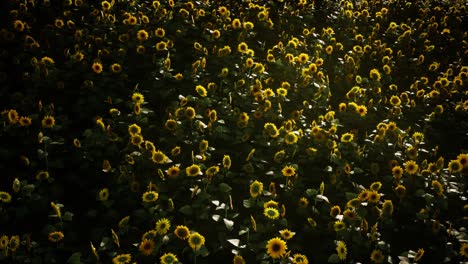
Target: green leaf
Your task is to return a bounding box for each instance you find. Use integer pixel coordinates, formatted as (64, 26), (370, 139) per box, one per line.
(219, 183), (232, 193)
(179, 205), (192, 216)
(62, 211), (74, 221)
(305, 189), (318, 197)
(345, 192), (357, 200)
(67, 252), (82, 264)
(328, 253), (340, 263)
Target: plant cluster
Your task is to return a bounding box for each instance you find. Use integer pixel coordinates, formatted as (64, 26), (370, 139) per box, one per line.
(0, 0), (467, 263)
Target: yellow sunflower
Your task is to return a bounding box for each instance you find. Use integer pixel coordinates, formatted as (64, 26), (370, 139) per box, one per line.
(48, 231), (64, 243)
(112, 253), (131, 264)
(139, 239), (155, 256)
(142, 191), (159, 203)
(292, 253), (309, 264)
(42, 115), (55, 128)
(160, 252), (178, 264)
(249, 180), (263, 198)
(279, 229), (295, 240)
(166, 165), (181, 178)
(188, 232), (205, 250)
(174, 225), (190, 240)
(155, 218), (171, 235)
(266, 237), (287, 259)
(336, 241), (347, 260)
(264, 207), (280, 220)
(370, 249), (384, 263)
(281, 165), (296, 177)
(186, 164), (202, 177)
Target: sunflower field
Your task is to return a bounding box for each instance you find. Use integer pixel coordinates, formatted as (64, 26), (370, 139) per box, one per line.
(1, 0), (467, 263)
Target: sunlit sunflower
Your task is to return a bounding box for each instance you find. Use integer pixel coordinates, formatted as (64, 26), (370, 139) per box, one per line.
(174, 225), (190, 240)
(147, 147), (165, 161)
(266, 237), (287, 259)
(166, 165), (180, 178)
(336, 241), (347, 260)
(448, 159), (462, 173)
(334, 220), (347, 232)
(195, 85), (207, 97)
(394, 185), (406, 199)
(292, 253), (309, 264)
(233, 255), (246, 264)
(98, 188), (109, 201)
(368, 191), (380, 203)
(279, 229), (295, 240)
(142, 191), (159, 203)
(139, 239), (155, 256)
(92, 62), (103, 74)
(264, 207), (280, 220)
(160, 252), (178, 264)
(48, 231), (64, 242)
(0, 191), (11, 203)
(42, 115), (55, 128)
(404, 160), (419, 175)
(186, 164), (201, 176)
(284, 132), (298, 144)
(249, 180), (263, 198)
(281, 165), (296, 177)
(131, 92), (144, 104)
(188, 232), (205, 250)
(112, 253), (131, 264)
(370, 249), (384, 263)
(341, 133), (354, 143)
(155, 218), (171, 235)
(0, 235), (8, 250)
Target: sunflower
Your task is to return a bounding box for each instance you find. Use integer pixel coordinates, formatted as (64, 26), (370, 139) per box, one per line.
(195, 85), (207, 97)
(166, 165), (180, 178)
(223, 155), (232, 169)
(202, 166), (218, 178)
(237, 42), (248, 53)
(414, 248), (424, 262)
(174, 225), (190, 240)
(279, 229), (295, 240)
(112, 253), (131, 264)
(171, 146), (181, 156)
(370, 249), (384, 263)
(448, 159), (462, 173)
(343, 209), (358, 221)
(36, 171), (49, 181)
(330, 205), (341, 218)
(457, 153), (468, 167)
(151, 150), (167, 165)
(155, 218), (171, 235)
(276, 87), (288, 97)
(264, 207), (280, 220)
(98, 188), (109, 201)
(8, 235), (20, 251)
(460, 243), (468, 258)
(42, 115), (55, 128)
(0, 191), (12, 203)
(298, 197), (309, 208)
(357, 105), (367, 116)
(264, 200), (279, 209)
(341, 133), (354, 143)
(392, 165), (403, 181)
(404, 160), (419, 175)
(141, 230), (157, 241)
(164, 119), (178, 131)
(154, 28), (165, 38)
(92, 62), (103, 74)
(188, 232), (205, 250)
(379, 199), (393, 217)
(266, 237), (287, 259)
(142, 191), (159, 203)
(336, 241), (347, 260)
(19, 116), (32, 126)
(186, 164), (201, 177)
(284, 132), (298, 144)
(7, 109), (19, 124)
(160, 252), (178, 264)
(368, 191), (381, 203)
(48, 231), (64, 243)
(137, 29), (148, 42)
(185, 107), (196, 119)
(281, 165), (296, 177)
(139, 239), (155, 256)
(292, 253), (309, 264)
(431, 180), (444, 196)
(233, 255), (246, 264)
(334, 220), (347, 232)
(131, 92), (144, 104)
(249, 180), (263, 198)
(131, 134), (143, 146)
(394, 185), (406, 199)
(0, 235), (8, 250)
(110, 63), (122, 73)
